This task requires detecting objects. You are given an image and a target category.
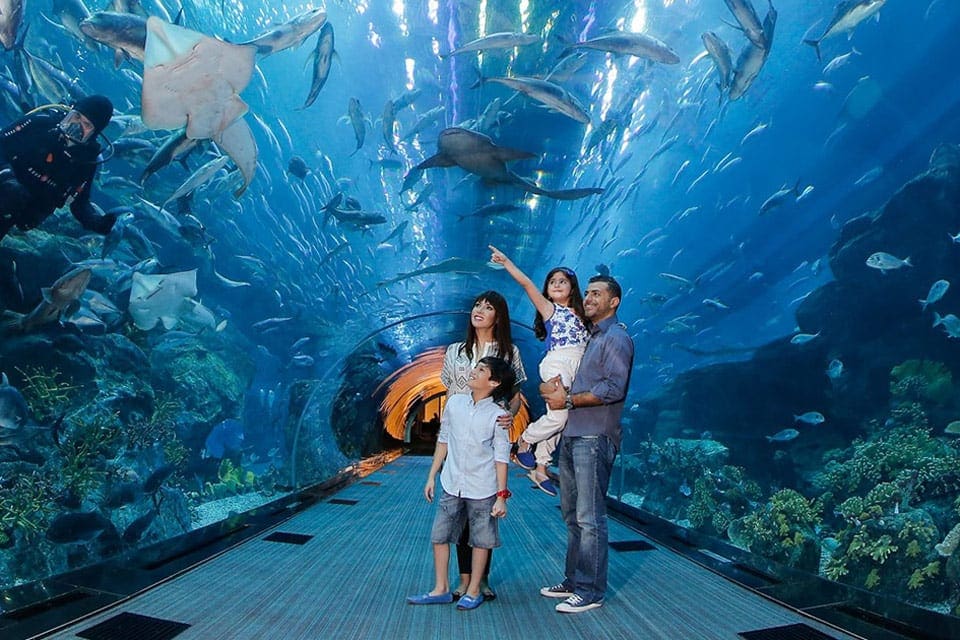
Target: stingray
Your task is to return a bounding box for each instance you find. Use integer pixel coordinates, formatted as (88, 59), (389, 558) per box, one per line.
(141, 17), (258, 195)
(404, 128), (603, 201)
(128, 269), (198, 331)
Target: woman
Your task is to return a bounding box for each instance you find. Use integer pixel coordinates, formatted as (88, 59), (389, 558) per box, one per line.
(440, 290), (527, 601)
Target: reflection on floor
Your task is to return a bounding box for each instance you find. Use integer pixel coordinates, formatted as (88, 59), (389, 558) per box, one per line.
(41, 456), (862, 640)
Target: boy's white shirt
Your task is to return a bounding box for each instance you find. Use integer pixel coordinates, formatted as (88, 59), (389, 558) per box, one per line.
(437, 394), (510, 500)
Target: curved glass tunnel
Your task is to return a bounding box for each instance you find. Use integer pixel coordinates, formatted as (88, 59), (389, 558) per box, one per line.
(1, 0), (960, 638)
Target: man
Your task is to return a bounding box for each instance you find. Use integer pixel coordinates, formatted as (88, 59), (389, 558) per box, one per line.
(0, 95), (117, 241)
(539, 274), (634, 613)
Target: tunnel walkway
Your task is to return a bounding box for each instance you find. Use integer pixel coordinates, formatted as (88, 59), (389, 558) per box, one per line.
(37, 456), (864, 640)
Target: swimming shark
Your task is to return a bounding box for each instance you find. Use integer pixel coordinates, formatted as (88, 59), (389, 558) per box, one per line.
(405, 128), (603, 200)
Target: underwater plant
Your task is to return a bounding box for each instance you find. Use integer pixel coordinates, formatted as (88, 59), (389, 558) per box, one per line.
(203, 459), (259, 499)
(890, 360), (954, 407)
(57, 410), (121, 499)
(0, 471), (56, 542)
(15, 365), (79, 423)
(126, 392), (183, 454)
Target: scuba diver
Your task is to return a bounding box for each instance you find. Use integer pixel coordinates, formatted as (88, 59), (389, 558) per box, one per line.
(0, 95), (117, 241)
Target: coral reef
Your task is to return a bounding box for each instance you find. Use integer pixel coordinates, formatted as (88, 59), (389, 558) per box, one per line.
(890, 360), (954, 406)
(729, 489), (823, 569)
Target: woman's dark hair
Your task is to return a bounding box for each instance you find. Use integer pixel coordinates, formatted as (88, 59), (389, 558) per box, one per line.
(534, 267), (587, 341)
(461, 290), (514, 363)
(478, 356), (516, 405)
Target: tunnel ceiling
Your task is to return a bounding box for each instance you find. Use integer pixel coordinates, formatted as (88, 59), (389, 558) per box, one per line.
(3, 0), (956, 404)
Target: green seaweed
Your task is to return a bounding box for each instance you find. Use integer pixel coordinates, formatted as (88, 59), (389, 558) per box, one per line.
(14, 365), (79, 423)
(0, 471), (56, 541)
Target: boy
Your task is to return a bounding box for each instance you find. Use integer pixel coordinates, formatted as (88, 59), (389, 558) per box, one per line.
(407, 356), (516, 611)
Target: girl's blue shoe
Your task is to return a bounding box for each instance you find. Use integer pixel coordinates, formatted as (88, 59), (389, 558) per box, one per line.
(456, 593), (484, 610)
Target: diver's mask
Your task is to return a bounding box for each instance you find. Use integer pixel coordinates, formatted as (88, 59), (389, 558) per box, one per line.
(58, 110), (96, 145)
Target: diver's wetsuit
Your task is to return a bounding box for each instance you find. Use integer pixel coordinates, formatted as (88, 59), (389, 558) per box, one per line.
(0, 109), (115, 240)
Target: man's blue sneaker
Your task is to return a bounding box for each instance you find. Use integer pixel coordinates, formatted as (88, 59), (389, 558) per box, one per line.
(456, 593), (484, 610)
(540, 583), (574, 599)
(515, 450), (536, 470)
(556, 593), (603, 613)
(406, 592), (453, 605)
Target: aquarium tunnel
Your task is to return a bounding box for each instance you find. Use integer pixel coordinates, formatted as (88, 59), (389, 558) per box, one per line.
(2, 0), (960, 638)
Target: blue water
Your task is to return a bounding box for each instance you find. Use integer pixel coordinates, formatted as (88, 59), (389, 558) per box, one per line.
(2, 0), (960, 622)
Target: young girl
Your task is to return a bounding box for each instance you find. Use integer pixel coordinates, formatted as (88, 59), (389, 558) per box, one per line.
(488, 245), (589, 496)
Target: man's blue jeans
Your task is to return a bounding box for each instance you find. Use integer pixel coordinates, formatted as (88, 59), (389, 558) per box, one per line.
(558, 434), (617, 603)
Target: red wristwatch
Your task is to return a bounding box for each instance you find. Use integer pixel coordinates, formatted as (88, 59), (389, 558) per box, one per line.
(496, 489), (512, 500)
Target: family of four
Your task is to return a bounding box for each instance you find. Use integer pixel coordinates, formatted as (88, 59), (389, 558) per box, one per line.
(407, 246), (634, 613)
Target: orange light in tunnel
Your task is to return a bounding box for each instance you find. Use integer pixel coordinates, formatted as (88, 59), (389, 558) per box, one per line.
(377, 346), (529, 442)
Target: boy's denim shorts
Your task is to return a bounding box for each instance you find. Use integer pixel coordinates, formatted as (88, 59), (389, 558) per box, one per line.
(430, 491), (500, 549)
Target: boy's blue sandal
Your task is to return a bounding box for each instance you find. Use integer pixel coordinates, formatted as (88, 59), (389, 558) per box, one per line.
(457, 593), (484, 610)
(407, 592), (453, 605)
(515, 450), (536, 470)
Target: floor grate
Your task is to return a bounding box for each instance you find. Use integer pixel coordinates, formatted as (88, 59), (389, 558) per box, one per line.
(738, 622), (837, 640)
(609, 540), (656, 552)
(328, 498), (359, 505)
(263, 531), (314, 545)
(76, 612), (190, 640)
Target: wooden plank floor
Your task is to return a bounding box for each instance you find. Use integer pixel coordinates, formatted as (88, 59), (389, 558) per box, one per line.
(40, 456), (861, 640)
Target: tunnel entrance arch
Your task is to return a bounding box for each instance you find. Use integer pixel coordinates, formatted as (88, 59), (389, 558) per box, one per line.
(289, 310), (536, 486)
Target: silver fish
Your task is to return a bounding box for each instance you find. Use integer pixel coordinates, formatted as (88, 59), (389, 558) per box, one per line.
(766, 428), (799, 442)
(724, 0), (767, 48)
(920, 279), (950, 311)
(702, 32), (734, 92)
(442, 31), (539, 57)
(563, 31), (680, 64)
(804, 0), (887, 61)
(301, 22), (335, 109)
(865, 252), (912, 272)
(80, 11), (147, 66)
(163, 155), (231, 208)
(729, 42), (769, 101)
(50, 0), (100, 50)
(476, 76), (589, 124)
(794, 412), (825, 425)
(0, 0), (23, 50)
(239, 8), (326, 56)
(933, 313), (960, 338)
(381, 99), (397, 154)
(759, 183), (798, 214)
(347, 97), (365, 156)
